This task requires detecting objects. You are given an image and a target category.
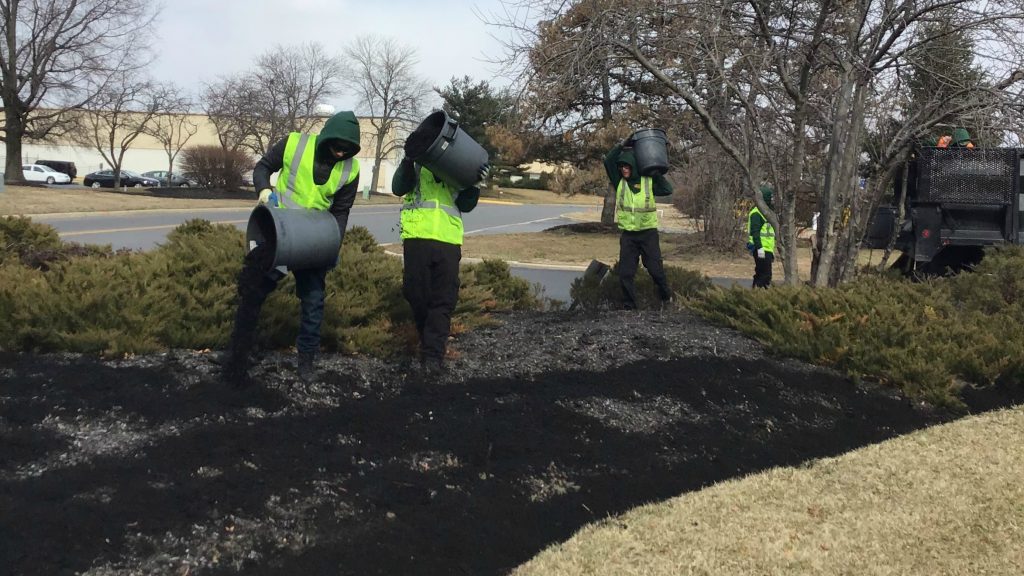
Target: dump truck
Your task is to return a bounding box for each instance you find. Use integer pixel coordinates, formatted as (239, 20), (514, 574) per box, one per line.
(864, 146), (1024, 274)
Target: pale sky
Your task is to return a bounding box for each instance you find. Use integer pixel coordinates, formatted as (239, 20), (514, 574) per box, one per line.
(148, 0), (521, 112)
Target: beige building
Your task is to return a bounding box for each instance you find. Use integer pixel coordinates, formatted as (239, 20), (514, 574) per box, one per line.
(16, 113), (402, 192)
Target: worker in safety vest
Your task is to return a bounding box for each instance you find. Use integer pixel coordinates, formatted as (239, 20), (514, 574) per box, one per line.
(603, 138), (674, 309)
(747, 185), (776, 288)
(222, 111), (361, 386)
(393, 147), (487, 376)
(937, 128), (975, 149)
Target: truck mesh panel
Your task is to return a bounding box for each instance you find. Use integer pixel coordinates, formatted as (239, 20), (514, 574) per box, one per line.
(917, 148), (1018, 205)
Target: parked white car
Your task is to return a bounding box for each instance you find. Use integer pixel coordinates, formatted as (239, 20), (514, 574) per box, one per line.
(22, 164), (72, 184)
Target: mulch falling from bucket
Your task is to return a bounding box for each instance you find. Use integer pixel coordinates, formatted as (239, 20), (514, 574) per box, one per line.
(224, 245), (277, 385)
(404, 128), (437, 159)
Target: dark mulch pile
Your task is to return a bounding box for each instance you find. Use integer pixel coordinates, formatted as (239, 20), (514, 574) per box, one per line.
(545, 221), (619, 234)
(0, 311), (1009, 575)
(103, 187), (255, 201)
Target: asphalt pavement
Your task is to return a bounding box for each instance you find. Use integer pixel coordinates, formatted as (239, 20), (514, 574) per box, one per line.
(33, 202), (746, 303)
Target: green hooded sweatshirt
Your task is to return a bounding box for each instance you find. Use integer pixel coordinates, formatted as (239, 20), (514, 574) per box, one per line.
(316, 111), (362, 160)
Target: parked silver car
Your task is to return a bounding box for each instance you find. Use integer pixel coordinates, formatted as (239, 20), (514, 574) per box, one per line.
(142, 170), (197, 187)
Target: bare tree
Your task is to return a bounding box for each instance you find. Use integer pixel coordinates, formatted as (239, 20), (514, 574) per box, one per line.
(488, 0), (1024, 285)
(143, 85), (199, 185)
(201, 43), (343, 157)
(73, 72), (170, 188)
(202, 76), (249, 154)
(0, 0), (159, 184)
(342, 35), (432, 193)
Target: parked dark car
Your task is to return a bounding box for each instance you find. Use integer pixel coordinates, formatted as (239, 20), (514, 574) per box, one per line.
(83, 169), (160, 188)
(141, 170), (196, 187)
(36, 160), (77, 180)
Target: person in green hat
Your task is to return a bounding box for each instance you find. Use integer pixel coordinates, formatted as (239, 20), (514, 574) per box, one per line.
(603, 137), (674, 309)
(221, 110), (362, 387)
(937, 128), (975, 148)
(747, 185), (776, 288)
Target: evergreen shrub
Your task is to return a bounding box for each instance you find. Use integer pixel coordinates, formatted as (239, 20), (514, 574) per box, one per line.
(569, 263), (712, 311)
(0, 220), (544, 356)
(693, 246), (1024, 407)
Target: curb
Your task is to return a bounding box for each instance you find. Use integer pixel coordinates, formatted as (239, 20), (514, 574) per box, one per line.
(381, 248), (589, 272)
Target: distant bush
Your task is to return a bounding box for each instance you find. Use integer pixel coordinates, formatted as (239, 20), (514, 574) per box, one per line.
(0, 220), (544, 357)
(180, 145), (253, 189)
(569, 263), (713, 311)
(549, 164), (607, 197)
(0, 216), (114, 271)
(493, 172), (552, 191)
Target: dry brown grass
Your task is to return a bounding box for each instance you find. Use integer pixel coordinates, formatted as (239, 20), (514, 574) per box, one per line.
(483, 186), (604, 205)
(0, 185), (399, 216)
(515, 406), (1024, 576)
(463, 203), (895, 279)
(462, 228), (824, 279)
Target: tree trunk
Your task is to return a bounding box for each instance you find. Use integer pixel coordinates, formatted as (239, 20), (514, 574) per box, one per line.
(879, 162), (911, 270)
(812, 70), (856, 286)
(601, 189), (616, 225)
(781, 103), (810, 285)
(370, 129), (386, 193)
(3, 108), (26, 185)
(817, 78), (867, 286)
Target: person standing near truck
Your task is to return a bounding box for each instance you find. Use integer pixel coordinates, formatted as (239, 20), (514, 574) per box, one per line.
(748, 185), (776, 289)
(603, 138), (674, 310)
(221, 110), (362, 387)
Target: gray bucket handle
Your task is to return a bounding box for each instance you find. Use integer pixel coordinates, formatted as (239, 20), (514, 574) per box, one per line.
(442, 118), (459, 141)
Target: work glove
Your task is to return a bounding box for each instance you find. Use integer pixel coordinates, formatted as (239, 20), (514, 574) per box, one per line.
(258, 188), (274, 206)
(757, 248), (766, 259)
(477, 163), (490, 183)
(746, 242), (755, 255)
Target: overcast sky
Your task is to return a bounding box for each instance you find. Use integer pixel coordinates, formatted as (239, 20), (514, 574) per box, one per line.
(148, 0), (523, 112)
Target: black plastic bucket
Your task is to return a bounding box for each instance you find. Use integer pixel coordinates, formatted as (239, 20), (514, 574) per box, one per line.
(405, 111), (489, 190)
(631, 128), (669, 176)
(245, 205), (341, 271)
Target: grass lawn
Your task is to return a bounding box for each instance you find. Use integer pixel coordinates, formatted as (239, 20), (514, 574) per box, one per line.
(2, 184), (593, 217)
(482, 186), (603, 205)
(515, 405), (1024, 576)
(462, 226), (817, 279)
(461, 228), (753, 277)
(0, 185), (400, 216)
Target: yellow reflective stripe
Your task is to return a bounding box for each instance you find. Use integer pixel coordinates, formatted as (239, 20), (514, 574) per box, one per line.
(281, 134), (311, 208)
(401, 198), (461, 219)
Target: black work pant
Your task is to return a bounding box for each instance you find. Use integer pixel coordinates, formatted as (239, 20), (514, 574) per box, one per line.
(403, 238), (461, 362)
(619, 228), (671, 309)
(229, 244), (331, 357)
(752, 252), (774, 288)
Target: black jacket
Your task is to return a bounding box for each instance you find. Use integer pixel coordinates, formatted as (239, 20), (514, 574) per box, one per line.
(603, 144), (673, 196)
(391, 157), (480, 213)
(253, 137), (360, 237)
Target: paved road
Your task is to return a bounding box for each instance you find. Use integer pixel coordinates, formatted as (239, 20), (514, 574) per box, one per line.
(36, 203), (585, 250)
(34, 203), (595, 302)
(34, 203), (745, 303)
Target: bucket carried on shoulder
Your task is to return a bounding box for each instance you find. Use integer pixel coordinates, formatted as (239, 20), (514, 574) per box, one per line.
(245, 205), (341, 271)
(631, 128), (669, 177)
(404, 110), (489, 190)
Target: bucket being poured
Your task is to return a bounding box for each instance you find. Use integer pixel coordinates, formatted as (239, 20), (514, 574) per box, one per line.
(404, 110), (489, 190)
(631, 128), (669, 176)
(245, 205), (341, 271)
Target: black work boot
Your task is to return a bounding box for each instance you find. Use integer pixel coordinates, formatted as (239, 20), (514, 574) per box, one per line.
(296, 352), (316, 383)
(424, 357), (445, 378)
(220, 351), (253, 388)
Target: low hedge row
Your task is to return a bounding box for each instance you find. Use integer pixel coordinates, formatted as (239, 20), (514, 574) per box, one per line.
(0, 217), (540, 357)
